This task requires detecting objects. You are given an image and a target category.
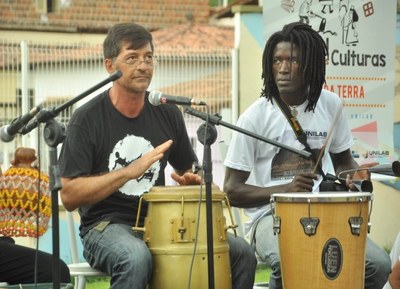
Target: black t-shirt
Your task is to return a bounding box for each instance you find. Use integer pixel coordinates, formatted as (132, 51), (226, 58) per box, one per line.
(58, 90), (198, 237)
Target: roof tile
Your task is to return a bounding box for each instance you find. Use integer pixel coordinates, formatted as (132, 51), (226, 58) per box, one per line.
(0, 0), (210, 33)
(152, 23), (233, 54)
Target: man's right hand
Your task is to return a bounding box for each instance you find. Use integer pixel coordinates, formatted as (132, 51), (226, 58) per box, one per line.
(285, 172), (318, 192)
(126, 140), (173, 180)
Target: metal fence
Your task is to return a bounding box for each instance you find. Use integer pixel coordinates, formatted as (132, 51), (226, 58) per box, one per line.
(0, 39), (233, 187)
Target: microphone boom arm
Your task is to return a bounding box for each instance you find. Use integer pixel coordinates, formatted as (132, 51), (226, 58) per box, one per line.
(18, 69), (122, 289)
(368, 161), (400, 177)
(184, 107), (312, 159)
(21, 70), (122, 134)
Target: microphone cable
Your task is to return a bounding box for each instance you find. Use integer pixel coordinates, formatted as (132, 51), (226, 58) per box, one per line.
(186, 104), (209, 289)
(33, 122), (42, 289)
(187, 182), (204, 289)
(337, 167), (364, 180)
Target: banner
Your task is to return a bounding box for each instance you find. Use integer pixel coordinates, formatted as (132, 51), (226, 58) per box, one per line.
(263, 0), (397, 164)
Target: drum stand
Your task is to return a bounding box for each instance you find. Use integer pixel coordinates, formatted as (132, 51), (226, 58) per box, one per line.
(184, 108), (311, 289)
(20, 71), (122, 289)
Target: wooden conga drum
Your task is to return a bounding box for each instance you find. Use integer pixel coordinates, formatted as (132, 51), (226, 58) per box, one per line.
(133, 185), (232, 289)
(271, 192), (372, 289)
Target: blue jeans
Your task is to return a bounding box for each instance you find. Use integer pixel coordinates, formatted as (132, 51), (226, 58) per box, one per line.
(82, 222), (256, 289)
(254, 214), (391, 289)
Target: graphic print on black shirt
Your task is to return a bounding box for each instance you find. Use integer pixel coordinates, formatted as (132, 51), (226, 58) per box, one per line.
(108, 134), (160, 197)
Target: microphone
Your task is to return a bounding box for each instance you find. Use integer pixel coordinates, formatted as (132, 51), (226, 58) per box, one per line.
(352, 180), (373, 192)
(148, 90), (206, 106)
(368, 161), (400, 177)
(0, 105), (42, 142)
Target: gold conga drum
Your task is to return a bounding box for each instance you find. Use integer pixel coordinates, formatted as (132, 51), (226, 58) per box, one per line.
(271, 192), (372, 289)
(133, 185), (232, 289)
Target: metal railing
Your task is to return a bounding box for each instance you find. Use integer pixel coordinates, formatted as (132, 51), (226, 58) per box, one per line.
(0, 39), (233, 187)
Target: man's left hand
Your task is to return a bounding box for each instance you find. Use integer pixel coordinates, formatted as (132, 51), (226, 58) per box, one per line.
(346, 162), (379, 191)
(171, 171), (202, 186)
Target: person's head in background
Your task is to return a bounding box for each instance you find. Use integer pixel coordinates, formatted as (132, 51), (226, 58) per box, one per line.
(10, 147), (37, 168)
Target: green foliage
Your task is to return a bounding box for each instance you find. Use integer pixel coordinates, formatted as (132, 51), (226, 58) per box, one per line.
(255, 263), (271, 283)
(209, 0), (236, 7)
(85, 277), (110, 289)
(73, 264), (271, 288)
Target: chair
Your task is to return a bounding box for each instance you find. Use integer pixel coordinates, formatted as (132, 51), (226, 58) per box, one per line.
(65, 210), (108, 289)
(0, 283), (73, 289)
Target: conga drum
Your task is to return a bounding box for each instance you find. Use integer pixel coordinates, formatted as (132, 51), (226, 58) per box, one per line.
(133, 185), (233, 289)
(271, 192), (373, 289)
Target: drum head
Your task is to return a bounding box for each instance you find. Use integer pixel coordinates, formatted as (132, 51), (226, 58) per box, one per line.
(271, 192), (372, 203)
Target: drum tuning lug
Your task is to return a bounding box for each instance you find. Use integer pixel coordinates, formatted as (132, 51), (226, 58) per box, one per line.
(178, 226), (187, 240)
(368, 222), (371, 233)
(226, 224), (238, 231)
(300, 217), (319, 236)
(348, 217), (363, 236)
(132, 226), (146, 233)
(273, 216), (281, 235)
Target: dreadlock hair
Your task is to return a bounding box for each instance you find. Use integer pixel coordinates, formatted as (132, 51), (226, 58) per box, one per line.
(260, 21), (327, 112)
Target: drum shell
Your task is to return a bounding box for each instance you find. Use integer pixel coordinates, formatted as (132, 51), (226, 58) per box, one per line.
(271, 192), (372, 289)
(141, 185), (232, 289)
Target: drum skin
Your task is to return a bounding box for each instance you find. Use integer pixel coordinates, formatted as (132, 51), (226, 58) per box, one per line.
(271, 192), (372, 289)
(137, 185), (232, 289)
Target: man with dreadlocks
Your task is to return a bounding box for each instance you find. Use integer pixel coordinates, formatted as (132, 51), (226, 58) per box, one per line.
(223, 22), (391, 289)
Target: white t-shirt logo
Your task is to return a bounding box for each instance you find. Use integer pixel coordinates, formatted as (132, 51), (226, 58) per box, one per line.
(108, 135), (160, 196)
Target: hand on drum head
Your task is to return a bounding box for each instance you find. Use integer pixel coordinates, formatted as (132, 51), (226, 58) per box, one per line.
(170, 171), (202, 186)
(286, 172), (318, 192)
(346, 162), (379, 191)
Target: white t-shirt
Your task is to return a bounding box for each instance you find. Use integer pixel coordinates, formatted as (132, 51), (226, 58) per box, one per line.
(224, 89), (353, 234)
(383, 233), (400, 289)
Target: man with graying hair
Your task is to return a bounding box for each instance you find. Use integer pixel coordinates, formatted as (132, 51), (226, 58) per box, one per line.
(59, 22), (257, 289)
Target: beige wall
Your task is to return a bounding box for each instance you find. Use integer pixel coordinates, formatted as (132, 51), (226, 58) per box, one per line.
(0, 30), (105, 44)
(237, 12), (263, 113)
(395, 47), (400, 122)
(369, 181), (400, 250)
(0, 74), (18, 102)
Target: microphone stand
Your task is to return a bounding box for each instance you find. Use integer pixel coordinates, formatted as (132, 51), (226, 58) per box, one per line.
(183, 107), (311, 289)
(44, 119), (65, 289)
(184, 107), (311, 159)
(196, 121), (218, 289)
(21, 71), (122, 289)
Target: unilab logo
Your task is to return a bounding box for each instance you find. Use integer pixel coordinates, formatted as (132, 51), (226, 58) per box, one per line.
(362, 150), (390, 159)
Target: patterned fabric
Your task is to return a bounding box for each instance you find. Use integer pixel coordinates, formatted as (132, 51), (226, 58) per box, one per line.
(0, 167), (51, 237)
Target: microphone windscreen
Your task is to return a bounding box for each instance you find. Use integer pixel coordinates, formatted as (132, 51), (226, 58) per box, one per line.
(392, 161), (400, 176)
(148, 91), (162, 106)
(352, 180), (373, 192)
